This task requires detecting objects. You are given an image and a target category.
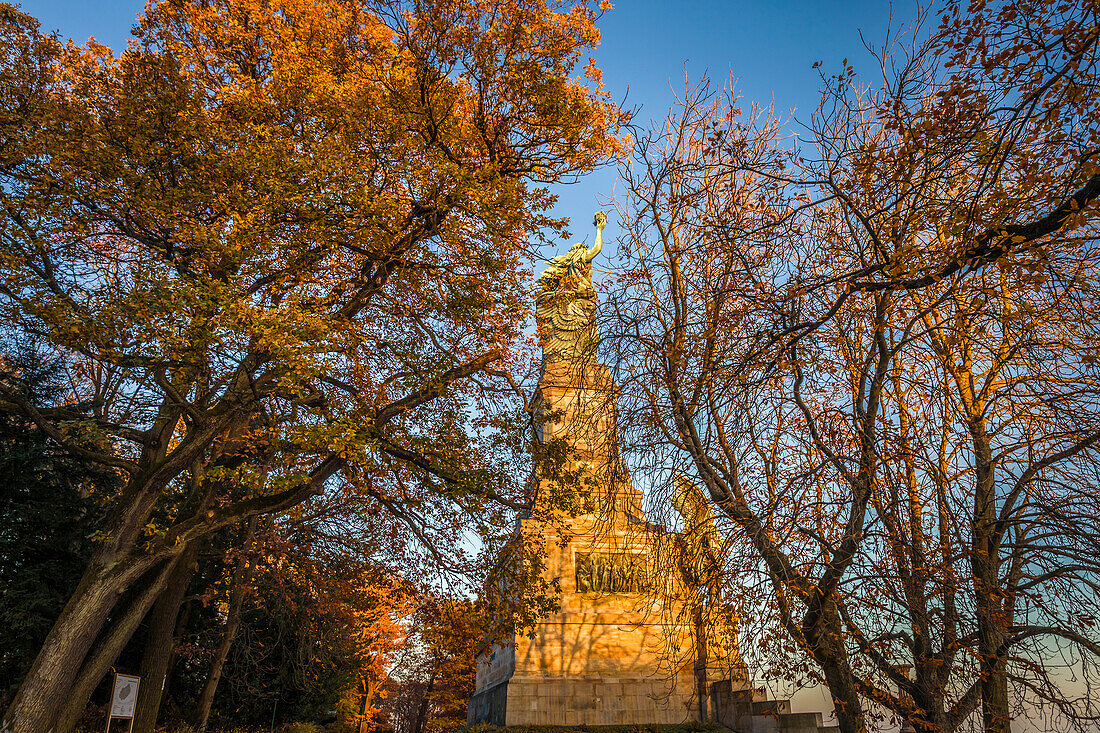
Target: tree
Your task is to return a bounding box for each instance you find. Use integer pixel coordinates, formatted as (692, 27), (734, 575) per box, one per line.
(605, 88), (896, 726)
(790, 4), (1100, 726)
(178, 511), (412, 730)
(0, 0), (624, 729)
(383, 597), (482, 733)
(790, 0), (1100, 316)
(0, 346), (116, 704)
(604, 6), (1100, 724)
(191, 517), (258, 733)
(899, 276), (1100, 732)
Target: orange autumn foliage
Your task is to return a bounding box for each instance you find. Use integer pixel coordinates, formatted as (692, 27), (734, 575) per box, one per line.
(0, 1), (625, 731)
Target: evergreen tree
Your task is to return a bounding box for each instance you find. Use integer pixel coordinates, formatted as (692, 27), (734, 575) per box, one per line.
(0, 347), (118, 703)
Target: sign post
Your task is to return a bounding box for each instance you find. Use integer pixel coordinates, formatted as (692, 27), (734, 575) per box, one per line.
(105, 672), (140, 733)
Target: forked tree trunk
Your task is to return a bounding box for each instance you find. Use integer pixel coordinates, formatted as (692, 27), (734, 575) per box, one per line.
(4, 408), (202, 733)
(804, 599), (867, 733)
(55, 555), (184, 733)
(1, 551), (160, 733)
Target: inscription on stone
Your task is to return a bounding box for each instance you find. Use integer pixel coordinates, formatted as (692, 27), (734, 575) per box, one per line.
(575, 552), (649, 594)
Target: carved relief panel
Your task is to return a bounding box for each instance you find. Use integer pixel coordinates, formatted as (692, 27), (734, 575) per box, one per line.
(575, 552), (649, 594)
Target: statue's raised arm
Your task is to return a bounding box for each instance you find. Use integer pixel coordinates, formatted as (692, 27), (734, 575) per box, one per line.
(587, 211), (607, 262)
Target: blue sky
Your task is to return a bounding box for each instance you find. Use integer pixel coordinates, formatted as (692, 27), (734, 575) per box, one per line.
(19, 0), (912, 256)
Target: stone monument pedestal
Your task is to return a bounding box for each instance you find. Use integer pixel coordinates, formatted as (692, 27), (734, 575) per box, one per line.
(468, 361), (742, 726)
(469, 508), (699, 726)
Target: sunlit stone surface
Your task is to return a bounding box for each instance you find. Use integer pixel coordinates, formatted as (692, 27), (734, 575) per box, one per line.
(467, 216), (747, 726)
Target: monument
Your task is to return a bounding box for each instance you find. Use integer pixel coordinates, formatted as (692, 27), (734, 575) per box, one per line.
(466, 213), (748, 727)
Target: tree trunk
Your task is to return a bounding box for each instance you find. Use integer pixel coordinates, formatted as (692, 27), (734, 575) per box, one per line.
(412, 669), (437, 733)
(54, 555), (185, 733)
(357, 675), (371, 730)
(970, 428), (1010, 733)
(804, 598), (866, 733)
(909, 672), (950, 733)
(1, 551), (160, 733)
(195, 521), (257, 732)
(3, 408), (190, 733)
(694, 600), (708, 721)
(131, 543), (200, 733)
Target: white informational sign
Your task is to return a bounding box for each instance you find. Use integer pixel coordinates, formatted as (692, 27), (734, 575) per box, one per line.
(109, 673), (141, 719)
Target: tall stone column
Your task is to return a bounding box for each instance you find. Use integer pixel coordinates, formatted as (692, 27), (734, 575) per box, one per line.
(533, 358), (641, 518)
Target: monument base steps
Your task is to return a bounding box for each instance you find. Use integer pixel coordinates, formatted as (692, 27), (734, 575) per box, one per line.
(711, 680), (838, 733)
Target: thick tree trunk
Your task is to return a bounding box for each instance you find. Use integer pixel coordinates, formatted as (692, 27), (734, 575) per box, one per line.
(3, 400), (336, 733)
(131, 543), (200, 733)
(54, 555), (184, 733)
(909, 672), (949, 733)
(3, 406), (195, 733)
(1, 552), (159, 733)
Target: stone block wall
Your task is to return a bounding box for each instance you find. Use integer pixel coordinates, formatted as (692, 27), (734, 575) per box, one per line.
(467, 680), (509, 726)
(500, 675), (696, 726)
(468, 510), (705, 726)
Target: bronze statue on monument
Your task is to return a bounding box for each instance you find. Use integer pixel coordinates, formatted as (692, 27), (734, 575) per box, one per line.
(535, 212), (606, 364)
